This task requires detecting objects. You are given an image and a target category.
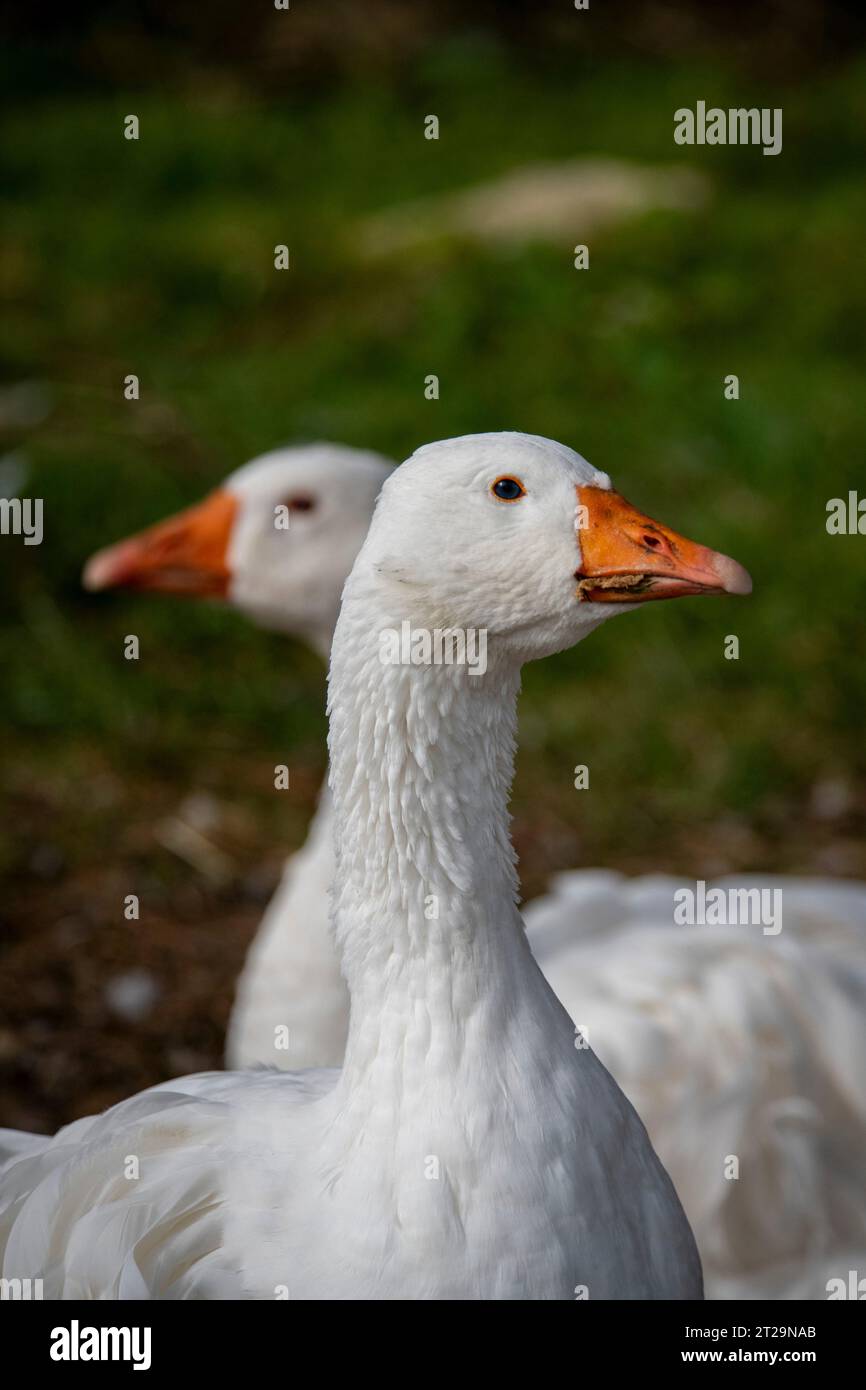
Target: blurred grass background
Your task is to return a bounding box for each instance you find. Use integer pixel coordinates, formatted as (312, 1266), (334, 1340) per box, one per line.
(1, 1), (865, 1127)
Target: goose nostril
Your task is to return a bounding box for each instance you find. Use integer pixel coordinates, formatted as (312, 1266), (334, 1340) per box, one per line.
(642, 534), (662, 549)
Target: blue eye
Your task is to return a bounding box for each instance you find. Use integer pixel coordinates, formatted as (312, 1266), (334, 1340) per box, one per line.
(491, 476), (526, 502)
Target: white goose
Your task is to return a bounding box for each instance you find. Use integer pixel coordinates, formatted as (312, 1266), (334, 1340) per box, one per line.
(0, 431), (730, 1299)
(84, 443), (394, 1069)
(524, 873), (866, 1299)
(84, 438), (866, 1299)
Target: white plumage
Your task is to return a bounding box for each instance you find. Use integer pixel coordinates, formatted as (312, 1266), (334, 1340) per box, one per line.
(225, 784), (347, 1069)
(524, 871), (866, 1298)
(78, 436), (866, 1299)
(218, 445), (390, 1069)
(2, 433), (708, 1299)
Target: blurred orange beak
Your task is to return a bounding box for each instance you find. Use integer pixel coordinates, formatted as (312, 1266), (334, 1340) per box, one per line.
(575, 486), (751, 603)
(82, 490), (237, 597)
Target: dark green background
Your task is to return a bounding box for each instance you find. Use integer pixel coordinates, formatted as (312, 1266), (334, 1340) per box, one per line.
(1, 3), (864, 1128)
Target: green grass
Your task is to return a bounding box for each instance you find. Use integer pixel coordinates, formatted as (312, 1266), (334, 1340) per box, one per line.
(2, 43), (865, 883)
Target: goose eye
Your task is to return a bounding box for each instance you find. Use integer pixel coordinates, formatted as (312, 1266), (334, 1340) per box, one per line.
(491, 476), (526, 502)
(285, 495), (316, 513)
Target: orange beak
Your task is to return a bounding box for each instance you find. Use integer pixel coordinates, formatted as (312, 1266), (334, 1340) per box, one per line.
(575, 486), (751, 603)
(82, 490), (237, 597)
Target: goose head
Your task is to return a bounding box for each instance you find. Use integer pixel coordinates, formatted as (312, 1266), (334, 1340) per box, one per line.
(83, 444), (393, 652)
(354, 432), (751, 665)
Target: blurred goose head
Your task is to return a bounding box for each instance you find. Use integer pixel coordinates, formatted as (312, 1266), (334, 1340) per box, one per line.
(82, 443), (394, 653)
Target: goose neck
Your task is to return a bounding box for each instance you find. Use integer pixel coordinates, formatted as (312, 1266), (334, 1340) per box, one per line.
(327, 596), (537, 1052)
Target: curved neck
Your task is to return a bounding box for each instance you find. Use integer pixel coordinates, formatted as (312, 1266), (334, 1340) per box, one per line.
(327, 593), (544, 1085)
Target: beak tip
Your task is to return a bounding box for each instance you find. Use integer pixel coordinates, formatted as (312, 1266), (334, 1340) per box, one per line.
(82, 550), (114, 592)
(715, 554), (752, 596)
(82, 540), (139, 592)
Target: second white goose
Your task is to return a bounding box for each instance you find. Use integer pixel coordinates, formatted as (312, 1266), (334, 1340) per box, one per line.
(84, 442), (393, 1068)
